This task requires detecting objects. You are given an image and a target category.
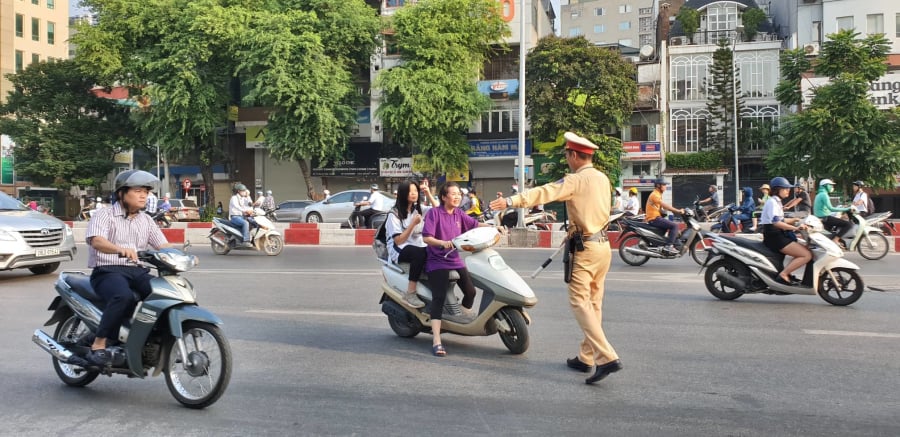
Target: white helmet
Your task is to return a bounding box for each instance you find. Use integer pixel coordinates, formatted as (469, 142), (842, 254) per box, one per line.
(819, 179), (836, 187)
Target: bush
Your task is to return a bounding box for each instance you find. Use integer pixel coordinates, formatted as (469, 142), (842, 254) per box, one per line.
(666, 151), (726, 170)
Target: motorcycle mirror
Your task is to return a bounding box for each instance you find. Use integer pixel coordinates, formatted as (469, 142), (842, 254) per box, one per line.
(183, 240), (191, 251)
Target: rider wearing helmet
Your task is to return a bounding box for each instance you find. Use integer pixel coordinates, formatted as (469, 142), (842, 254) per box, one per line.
(733, 186), (755, 230)
(850, 180), (869, 217)
(760, 177), (811, 285)
(229, 183), (254, 247)
(645, 178), (685, 254)
(262, 190), (276, 210)
(84, 170), (171, 366)
(624, 187), (640, 216)
(814, 179), (851, 245)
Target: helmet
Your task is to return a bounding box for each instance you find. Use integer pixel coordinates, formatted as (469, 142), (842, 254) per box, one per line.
(759, 184), (770, 190)
(461, 188), (469, 194)
(233, 183), (247, 193)
(266, 190), (272, 195)
(96, 196), (103, 202)
(629, 187), (638, 194)
(819, 178), (836, 187)
(769, 177), (794, 190)
(614, 187), (622, 195)
(114, 170), (159, 192)
(852, 180), (864, 187)
(370, 184), (379, 191)
(654, 178), (668, 186)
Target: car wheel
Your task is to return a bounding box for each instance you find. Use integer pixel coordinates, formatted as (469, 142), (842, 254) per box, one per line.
(306, 212), (322, 223)
(29, 262), (60, 275)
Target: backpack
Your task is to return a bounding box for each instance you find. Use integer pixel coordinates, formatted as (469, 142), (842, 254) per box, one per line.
(866, 195), (875, 215)
(372, 208), (399, 260)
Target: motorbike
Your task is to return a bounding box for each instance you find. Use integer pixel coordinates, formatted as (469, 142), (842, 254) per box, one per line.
(826, 207), (890, 260)
(378, 226), (538, 354)
(710, 203), (754, 234)
(617, 208), (710, 266)
(208, 207), (284, 256)
(31, 247), (232, 408)
(151, 210), (173, 228)
(701, 215), (865, 306)
(497, 208), (557, 229)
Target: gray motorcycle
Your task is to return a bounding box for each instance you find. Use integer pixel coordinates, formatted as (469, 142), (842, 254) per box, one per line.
(32, 248), (232, 409)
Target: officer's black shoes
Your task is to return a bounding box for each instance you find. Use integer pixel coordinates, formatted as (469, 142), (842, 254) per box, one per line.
(585, 359), (622, 385)
(85, 348), (112, 367)
(566, 356), (592, 373)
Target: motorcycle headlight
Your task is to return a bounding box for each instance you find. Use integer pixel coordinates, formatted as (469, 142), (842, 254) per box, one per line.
(156, 250), (199, 272)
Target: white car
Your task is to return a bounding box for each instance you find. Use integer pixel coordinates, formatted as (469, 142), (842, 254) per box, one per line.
(303, 190), (395, 225)
(0, 191), (77, 275)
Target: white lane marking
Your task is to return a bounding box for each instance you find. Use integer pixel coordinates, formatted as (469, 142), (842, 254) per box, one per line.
(803, 329), (900, 339)
(246, 309), (383, 317)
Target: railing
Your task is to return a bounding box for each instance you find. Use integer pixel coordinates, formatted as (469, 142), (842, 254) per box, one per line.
(669, 30), (780, 46)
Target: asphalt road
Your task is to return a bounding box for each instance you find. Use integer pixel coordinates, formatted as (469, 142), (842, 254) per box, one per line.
(2, 245), (899, 436)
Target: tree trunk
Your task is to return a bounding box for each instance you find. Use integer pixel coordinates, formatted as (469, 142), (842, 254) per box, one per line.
(298, 158), (315, 199)
(196, 138), (215, 219)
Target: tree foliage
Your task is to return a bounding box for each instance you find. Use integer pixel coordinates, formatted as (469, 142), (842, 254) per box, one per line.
(774, 48), (811, 107)
(767, 30), (900, 190)
(740, 8), (766, 41)
(0, 59), (141, 189)
(525, 36), (636, 179)
(375, 0), (510, 175)
(676, 7), (700, 43)
(704, 39), (744, 154)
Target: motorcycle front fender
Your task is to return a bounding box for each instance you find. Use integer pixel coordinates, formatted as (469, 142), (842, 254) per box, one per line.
(822, 257), (860, 272)
(166, 305), (224, 339)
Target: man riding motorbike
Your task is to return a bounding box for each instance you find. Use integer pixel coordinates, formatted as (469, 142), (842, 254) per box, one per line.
(645, 178), (684, 254)
(228, 184), (254, 248)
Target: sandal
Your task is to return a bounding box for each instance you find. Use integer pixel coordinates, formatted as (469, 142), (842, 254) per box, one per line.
(432, 344), (446, 357)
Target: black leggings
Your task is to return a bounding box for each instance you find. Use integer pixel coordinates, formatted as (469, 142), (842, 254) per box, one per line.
(396, 245), (426, 283)
(426, 268), (476, 321)
(822, 215), (852, 238)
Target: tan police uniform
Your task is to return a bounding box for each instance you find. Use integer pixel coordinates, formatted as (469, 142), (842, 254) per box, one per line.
(507, 132), (618, 368)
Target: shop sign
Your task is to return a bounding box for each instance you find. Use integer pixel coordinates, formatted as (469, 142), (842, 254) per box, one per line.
(379, 158), (413, 177)
(468, 138), (532, 158)
(622, 177), (657, 188)
(622, 142), (661, 161)
(1, 135), (14, 185)
(311, 143), (379, 177)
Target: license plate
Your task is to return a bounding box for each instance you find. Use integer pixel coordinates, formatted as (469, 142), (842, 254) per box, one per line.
(35, 248), (60, 257)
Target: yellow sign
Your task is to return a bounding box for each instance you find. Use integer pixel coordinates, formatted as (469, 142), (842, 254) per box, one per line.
(113, 150), (133, 165)
(227, 105), (239, 122)
(245, 125), (267, 148)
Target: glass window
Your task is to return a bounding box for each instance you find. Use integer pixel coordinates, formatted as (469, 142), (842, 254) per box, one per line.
(708, 3), (738, 42)
(31, 0), (38, 4)
(481, 110), (516, 133)
(569, 27), (583, 37)
(47, 0), (54, 8)
(328, 192), (353, 203)
(15, 51), (23, 72)
(670, 109), (710, 153)
(639, 16), (654, 32)
(836, 16), (854, 31)
(866, 14), (883, 35)
(15, 14), (23, 37)
(595, 7), (605, 16)
(570, 9), (580, 19)
(619, 21), (631, 31)
(31, 53), (39, 65)
(670, 54), (712, 101)
(31, 18), (39, 41)
(619, 5), (632, 14)
(47, 22), (55, 45)
(594, 24), (606, 33)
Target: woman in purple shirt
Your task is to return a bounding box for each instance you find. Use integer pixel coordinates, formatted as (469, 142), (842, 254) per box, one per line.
(421, 182), (485, 357)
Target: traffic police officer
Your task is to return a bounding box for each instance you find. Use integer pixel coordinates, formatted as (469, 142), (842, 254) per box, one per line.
(489, 131), (622, 385)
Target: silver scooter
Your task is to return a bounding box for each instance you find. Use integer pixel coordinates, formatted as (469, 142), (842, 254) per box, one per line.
(827, 207), (890, 260)
(378, 227), (538, 354)
(702, 215), (865, 306)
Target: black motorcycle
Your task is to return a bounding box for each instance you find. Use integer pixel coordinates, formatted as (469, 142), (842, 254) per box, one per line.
(617, 209), (709, 266)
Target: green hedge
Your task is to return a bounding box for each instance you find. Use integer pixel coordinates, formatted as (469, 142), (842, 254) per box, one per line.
(665, 151), (726, 170)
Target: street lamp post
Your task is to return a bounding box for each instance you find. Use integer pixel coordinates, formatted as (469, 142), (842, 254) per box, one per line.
(732, 35), (740, 204)
(516, 0), (527, 227)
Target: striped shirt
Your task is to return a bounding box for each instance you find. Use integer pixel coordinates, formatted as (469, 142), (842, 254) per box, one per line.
(86, 202), (168, 268)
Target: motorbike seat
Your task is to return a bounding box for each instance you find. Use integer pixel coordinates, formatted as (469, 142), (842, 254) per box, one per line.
(626, 220), (667, 236)
(721, 235), (785, 268)
(62, 272), (105, 307)
(395, 262), (459, 282)
(212, 217), (244, 236)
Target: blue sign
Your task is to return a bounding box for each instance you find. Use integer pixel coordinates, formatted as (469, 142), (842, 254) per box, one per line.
(468, 138), (533, 158)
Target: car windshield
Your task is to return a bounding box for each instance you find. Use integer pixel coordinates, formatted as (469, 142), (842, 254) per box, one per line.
(0, 192), (28, 211)
(181, 199), (198, 208)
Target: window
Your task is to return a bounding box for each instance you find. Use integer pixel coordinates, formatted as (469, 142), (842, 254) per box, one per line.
(31, 18), (39, 41)
(15, 51), (23, 73)
(47, 0), (54, 8)
(47, 22), (55, 44)
(836, 16), (854, 31)
(735, 51), (779, 99)
(670, 54), (712, 101)
(570, 9), (580, 19)
(15, 14), (23, 37)
(867, 14), (883, 35)
(739, 106), (780, 151)
(631, 161), (651, 177)
(569, 27), (583, 37)
(619, 5), (632, 14)
(31, 0), (38, 4)
(639, 7), (653, 15)
(639, 33), (654, 47)
(328, 192), (353, 204)
(670, 108), (710, 153)
(812, 21), (822, 43)
(595, 7), (605, 16)
(708, 3), (738, 42)
(593, 24), (606, 33)
(31, 54), (39, 65)
(630, 125), (649, 142)
(619, 21), (631, 31)
(897, 13), (900, 37)
(481, 110), (517, 133)
(639, 16), (654, 32)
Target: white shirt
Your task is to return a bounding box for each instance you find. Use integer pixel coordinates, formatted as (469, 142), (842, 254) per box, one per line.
(145, 193), (158, 213)
(385, 209), (426, 263)
(624, 195), (640, 215)
(229, 194), (251, 217)
(760, 196), (783, 225)
(852, 191), (868, 209)
(612, 196), (623, 211)
(368, 190), (387, 212)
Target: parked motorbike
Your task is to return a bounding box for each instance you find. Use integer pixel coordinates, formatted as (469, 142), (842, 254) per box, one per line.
(702, 215), (864, 306)
(31, 247), (232, 408)
(826, 207), (890, 260)
(208, 207), (284, 256)
(497, 208), (557, 229)
(617, 208), (709, 266)
(378, 226), (537, 354)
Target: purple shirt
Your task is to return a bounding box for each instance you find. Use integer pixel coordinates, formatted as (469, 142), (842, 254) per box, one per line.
(422, 207), (478, 272)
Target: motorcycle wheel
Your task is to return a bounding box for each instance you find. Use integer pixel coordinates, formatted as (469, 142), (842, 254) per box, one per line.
(856, 233), (889, 261)
(164, 321), (232, 409)
(263, 235), (284, 256)
(818, 268), (864, 306)
(618, 234), (650, 266)
(210, 231), (231, 255)
(704, 258), (747, 301)
(496, 307), (529, 355)
(388, 312), (421, 338)
(52, 315), (99, 387)
(689, 237), (708, 266)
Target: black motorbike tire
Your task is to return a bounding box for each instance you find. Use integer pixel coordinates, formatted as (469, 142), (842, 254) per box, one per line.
(704, 258), (747, 301)
(210, 230), (231, 255)
(618, 234), (650, 266)
(496, 307), (529, 355)
(164, 321), (232, 409)
(856, 233), (889, 261)
(52, 315), (100, 387)
(388, 312), (421, 338)
(689, 237), (707, 266)
(817, 268), (864, 306)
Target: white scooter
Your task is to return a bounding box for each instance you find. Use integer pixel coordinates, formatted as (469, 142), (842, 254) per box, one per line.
(702, 215), (865, 306)
(378, 227), (538, 354)
(208, 207), (283, 256)
(827, 207), (890, 260)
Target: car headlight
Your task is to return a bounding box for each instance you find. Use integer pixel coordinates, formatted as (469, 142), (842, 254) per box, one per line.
(65, 224), (73, 237)
(0, 230), (17, 241)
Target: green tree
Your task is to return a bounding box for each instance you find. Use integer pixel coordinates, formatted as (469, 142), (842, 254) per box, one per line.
(375, 0), (510, 175)
(525, 36), (636, 180)
(704, 39), (744, 155)
(676, 7), (700, 44)
(740, 7), (766, 41)
(774, 48), (811, 107)
(767, 30), (900, 189)
(0, 59), (141, 190)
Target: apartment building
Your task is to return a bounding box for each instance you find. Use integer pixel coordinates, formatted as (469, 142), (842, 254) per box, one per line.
(560, 0), (658, 50)
(1, 0), (68, 101)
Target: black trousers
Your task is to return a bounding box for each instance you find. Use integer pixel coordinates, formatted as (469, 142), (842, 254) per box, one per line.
(90, 266), (154, 339)
(396, 245), (426, 283)
(822, 215), (852, 238)
(426, 268), (476, 321)
(351, 208), (377, 228)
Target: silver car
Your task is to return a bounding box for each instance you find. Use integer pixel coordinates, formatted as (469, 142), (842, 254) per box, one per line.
(0, 191), (77, 275)
(274, 200), (315, 222)
(303, 190), (395, 225)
